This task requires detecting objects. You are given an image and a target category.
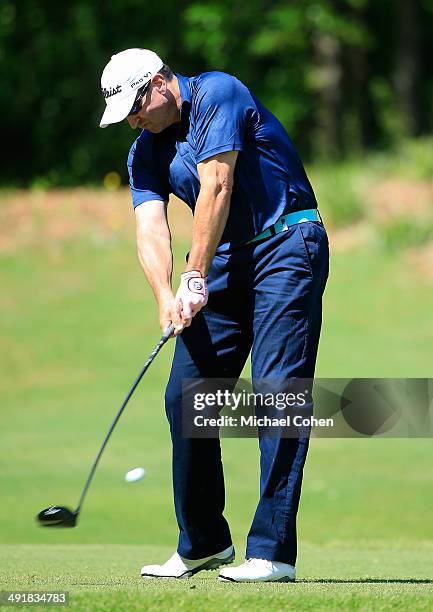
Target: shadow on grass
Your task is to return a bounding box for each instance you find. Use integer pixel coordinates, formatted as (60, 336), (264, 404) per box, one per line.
(299, 578), (432, 584)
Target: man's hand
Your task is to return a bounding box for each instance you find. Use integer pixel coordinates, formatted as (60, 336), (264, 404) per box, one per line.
(158, 292), (186, 337)
(174, 271), (208, 325)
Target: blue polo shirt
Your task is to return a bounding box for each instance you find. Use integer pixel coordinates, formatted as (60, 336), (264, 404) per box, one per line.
(127, 72), (317, 253)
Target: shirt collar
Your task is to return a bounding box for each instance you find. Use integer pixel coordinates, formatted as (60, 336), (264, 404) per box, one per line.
(175, 73), (191, 140)
(176, 73), (191, 107)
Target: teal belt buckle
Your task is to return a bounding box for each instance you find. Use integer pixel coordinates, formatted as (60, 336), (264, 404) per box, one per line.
(248, 208), (319, 244)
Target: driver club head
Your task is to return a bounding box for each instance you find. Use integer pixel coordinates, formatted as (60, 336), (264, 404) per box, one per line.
(36, 330), (172, 531)
(37, 506), (78, 528)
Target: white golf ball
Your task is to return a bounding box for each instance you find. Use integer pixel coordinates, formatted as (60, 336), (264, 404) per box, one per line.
(125, 467), (146, 483)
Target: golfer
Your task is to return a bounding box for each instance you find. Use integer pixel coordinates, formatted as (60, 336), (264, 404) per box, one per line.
(99, 48), (329, 583)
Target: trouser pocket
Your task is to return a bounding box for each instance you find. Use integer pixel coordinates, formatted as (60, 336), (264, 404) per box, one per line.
(297, 222), (329, 280)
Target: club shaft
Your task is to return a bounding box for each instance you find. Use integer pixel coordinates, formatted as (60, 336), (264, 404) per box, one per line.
(75, 325), (174, 515)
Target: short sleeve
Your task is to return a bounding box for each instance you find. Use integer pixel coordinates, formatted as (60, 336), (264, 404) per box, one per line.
(192, 74), (249, 164)
(127, 132), (169, 208)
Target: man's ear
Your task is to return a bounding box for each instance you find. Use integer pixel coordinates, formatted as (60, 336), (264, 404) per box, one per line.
(153, 74), (167, 94)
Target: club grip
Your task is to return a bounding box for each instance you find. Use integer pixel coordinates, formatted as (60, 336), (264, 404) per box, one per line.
(162, 324), (175, 342)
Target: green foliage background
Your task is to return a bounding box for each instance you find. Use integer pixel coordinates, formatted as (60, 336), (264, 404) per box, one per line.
(1, 0), (432, 187)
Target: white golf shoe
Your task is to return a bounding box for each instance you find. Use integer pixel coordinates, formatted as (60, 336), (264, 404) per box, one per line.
(218, 558), (296, 583)
(141, 545), (235, 579)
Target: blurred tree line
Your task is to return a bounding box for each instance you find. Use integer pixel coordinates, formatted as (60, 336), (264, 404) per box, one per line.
(1, 0), (432, 187)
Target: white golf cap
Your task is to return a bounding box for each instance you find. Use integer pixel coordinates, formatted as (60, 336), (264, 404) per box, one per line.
(99, 48), (164, 128)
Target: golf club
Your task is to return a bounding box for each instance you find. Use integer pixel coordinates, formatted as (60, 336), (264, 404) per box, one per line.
(37, 324), (175, 528)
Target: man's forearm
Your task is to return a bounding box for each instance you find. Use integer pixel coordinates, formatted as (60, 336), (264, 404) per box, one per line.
(186, 185), (231, 276)
(136, 225), (173, 302)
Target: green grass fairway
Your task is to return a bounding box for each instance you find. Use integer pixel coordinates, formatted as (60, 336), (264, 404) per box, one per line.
(1, 544), (432, 611)
(1, 193), (433, 609)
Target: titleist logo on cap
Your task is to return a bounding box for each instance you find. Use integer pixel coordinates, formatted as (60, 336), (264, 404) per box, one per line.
(102, 85), (122, 98)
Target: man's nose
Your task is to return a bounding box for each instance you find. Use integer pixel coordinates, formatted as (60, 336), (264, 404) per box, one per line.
(126, 115), (139, 129)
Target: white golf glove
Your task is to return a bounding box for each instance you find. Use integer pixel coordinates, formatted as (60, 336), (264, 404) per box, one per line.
(175, 271), (208, 320)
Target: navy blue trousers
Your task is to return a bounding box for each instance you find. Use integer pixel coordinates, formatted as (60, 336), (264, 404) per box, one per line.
(165, 221), (329, 565)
